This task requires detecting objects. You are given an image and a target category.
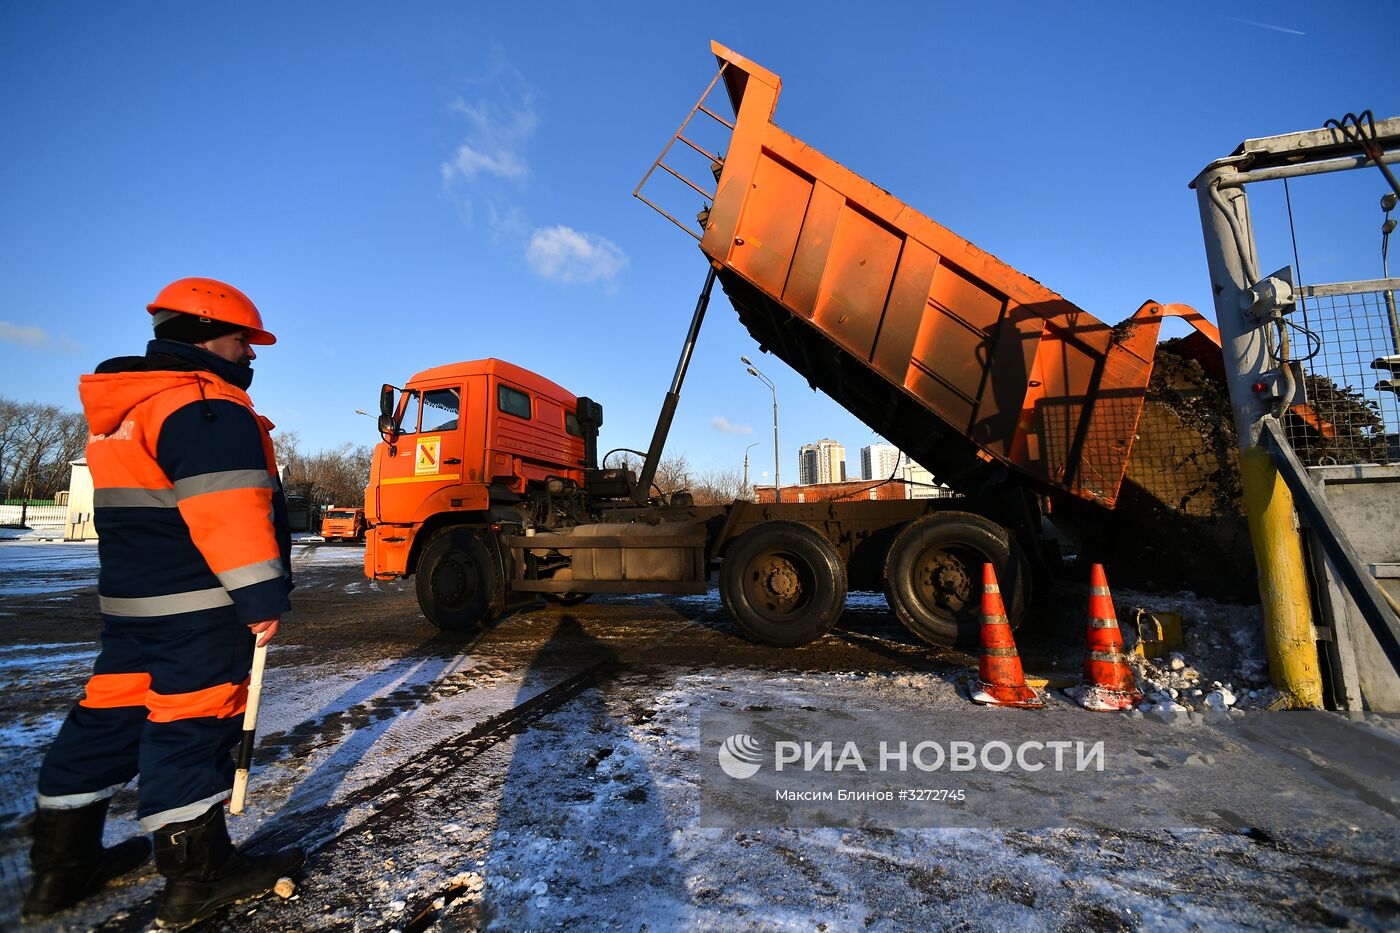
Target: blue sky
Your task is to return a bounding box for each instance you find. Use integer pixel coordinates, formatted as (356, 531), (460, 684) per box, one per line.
(2, 2), (1396, 486)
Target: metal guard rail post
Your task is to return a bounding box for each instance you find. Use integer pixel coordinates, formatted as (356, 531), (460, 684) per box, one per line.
(1258, 416), (1400, 670)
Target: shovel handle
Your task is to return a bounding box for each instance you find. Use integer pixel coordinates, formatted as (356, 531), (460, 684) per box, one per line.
(230, 643), (269, 815)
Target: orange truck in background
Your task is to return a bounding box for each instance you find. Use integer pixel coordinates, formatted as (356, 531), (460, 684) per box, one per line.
(321, 507), (366, 543)
(363, 42), (1220, 650)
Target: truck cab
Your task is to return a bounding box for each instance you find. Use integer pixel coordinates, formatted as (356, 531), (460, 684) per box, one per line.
(321, 507), (366, 542)
(365, 358), (589, 582)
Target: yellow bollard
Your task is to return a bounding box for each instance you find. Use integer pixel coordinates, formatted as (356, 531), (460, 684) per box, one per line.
(1238, 446), (1323, 709)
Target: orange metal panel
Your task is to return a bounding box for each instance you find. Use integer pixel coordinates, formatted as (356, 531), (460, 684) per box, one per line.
(731, 153), (813, 296)
(811, 204), (903, 361)
(782, 180), (846, 320)
(870, 238), (939, 380)
(918, 263), (1007, 408)
(973, 305), (1045, 460)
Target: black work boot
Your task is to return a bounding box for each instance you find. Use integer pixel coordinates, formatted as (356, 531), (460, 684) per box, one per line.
(153, 804), (304, 929)
(22, 799), (152, 917)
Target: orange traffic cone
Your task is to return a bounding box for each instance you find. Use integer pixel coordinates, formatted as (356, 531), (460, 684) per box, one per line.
(1074, 564), (1142, 711)
(970, 564), (1043, 709)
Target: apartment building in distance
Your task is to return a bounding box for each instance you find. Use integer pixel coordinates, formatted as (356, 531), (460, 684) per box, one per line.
(860, 443), (906, 481)
(797, 439), (846, 485)
(860, 442), (957, 499)
(903, 461), (957, 499)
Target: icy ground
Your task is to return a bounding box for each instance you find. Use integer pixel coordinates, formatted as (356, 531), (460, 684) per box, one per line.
(1, 541), (1397, 931)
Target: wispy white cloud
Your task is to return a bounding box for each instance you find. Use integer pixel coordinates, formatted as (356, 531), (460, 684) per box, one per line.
(441, 55), (629, 288)
(712, 417), (753, 435)
(0, 321), (80, 354)
(0, 321), (50, 347)
(1224, 16), (1305, 36)
(441, 60), (538, 189)
(442, 117), (532, 182)
(486, 200), (532, 245)
(526, 225), (628, 284)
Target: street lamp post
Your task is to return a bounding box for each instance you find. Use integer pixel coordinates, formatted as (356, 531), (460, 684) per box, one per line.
(741, 356), (780, 503)
(742, 441), (759, 499)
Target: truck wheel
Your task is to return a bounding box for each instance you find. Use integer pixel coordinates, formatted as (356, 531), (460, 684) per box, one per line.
(415, 529), (503, 632)
(544, 592), (591, 607)
(883, 512), (1029, 649)
(720, 521), (847, 648)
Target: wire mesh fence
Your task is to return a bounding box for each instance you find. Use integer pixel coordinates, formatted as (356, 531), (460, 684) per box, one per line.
(1285, 280), (1400, 466)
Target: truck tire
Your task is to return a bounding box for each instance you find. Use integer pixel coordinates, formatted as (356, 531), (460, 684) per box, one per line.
(883, 512), (1029, 649)
(415, 528), (503, 633)
(720, 521), (847, 648)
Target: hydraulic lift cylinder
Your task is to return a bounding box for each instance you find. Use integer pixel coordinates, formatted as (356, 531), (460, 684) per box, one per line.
(635, 267), (718, 504)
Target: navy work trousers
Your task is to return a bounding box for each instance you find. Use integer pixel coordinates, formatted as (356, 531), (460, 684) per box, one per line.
(37, 620), (253, 831)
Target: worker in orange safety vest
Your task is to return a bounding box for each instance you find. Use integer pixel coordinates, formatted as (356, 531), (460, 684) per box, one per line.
(25, 277), (304, 927)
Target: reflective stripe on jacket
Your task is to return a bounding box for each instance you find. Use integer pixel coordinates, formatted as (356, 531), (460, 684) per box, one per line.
(79, 349), (292, 626)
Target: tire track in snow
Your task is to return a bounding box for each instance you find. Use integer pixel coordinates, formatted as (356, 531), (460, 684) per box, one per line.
(91, 660), (625, 932)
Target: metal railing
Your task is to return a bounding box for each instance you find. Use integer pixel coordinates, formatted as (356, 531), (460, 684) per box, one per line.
(0, 504), (69, 529)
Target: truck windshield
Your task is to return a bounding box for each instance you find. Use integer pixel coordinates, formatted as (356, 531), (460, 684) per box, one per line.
(327, 511), (356, 520)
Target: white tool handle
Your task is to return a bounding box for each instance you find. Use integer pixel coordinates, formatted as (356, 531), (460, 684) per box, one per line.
(230, 643), (269, 815)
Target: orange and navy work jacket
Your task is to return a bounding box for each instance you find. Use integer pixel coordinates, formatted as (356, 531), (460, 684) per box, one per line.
(79, 340), (293, 627)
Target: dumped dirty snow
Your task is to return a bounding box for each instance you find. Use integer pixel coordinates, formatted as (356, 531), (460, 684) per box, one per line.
(1, 545), (1396, 931)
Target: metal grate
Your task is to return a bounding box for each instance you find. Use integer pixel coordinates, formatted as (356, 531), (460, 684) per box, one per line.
(1286, 279), (1400, 465)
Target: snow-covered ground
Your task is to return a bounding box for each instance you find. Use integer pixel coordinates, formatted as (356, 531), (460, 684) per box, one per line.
(0, 540), (100, 597)
(0, 538), (359, 598)
(0, 526), (66, 543)
(1, 543), (1397, 931)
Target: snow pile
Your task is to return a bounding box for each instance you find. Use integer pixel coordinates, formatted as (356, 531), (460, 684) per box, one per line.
(0, 526), (64, 542)
(1109, 588), (1282, 712)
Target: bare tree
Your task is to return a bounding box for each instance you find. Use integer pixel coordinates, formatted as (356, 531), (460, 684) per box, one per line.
(302, 443), (374, 506)
(691, 466), (746, 505)
(272, 431), (372, 507)
(613, 452), (692, 498)
(0, 398), (87, 501)
(272, 429), (303, 478)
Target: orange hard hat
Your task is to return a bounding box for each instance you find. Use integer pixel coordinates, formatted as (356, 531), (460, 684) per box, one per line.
(147, 277), (276, 345)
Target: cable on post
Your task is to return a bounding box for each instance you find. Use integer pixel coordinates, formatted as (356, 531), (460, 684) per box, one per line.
(1324, 111), (1400, 200)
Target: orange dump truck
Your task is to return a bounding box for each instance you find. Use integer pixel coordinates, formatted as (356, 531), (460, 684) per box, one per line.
(363, 43), (1217, 649)
(321, 507), (365, 543)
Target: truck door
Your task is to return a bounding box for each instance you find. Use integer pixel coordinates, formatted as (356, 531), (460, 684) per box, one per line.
(376, 384), (464, 524)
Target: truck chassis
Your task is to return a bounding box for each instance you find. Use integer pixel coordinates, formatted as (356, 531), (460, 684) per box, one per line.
(405, 496), (1033, 650)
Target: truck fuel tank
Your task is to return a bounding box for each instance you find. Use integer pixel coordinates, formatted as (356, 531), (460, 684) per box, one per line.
(544, 521), (708, 583)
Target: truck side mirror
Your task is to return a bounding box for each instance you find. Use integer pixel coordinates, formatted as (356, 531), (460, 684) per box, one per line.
(378, 384), (398, 441)
(577, 396), (604, 470)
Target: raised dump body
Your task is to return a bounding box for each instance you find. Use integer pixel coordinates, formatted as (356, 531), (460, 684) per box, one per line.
(638, 43), (1216, 509)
